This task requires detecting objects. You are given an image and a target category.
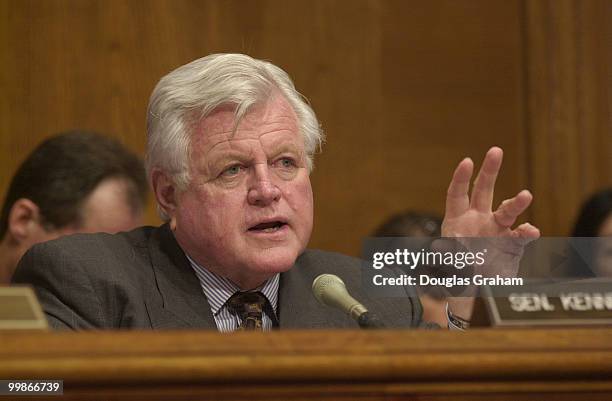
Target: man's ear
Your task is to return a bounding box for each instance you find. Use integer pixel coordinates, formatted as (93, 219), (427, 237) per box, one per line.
(151, 169), (179, 228)
(7, 198), (42, 243)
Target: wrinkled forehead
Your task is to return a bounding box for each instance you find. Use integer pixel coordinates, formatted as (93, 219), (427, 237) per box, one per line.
(190, 95), (304, 154)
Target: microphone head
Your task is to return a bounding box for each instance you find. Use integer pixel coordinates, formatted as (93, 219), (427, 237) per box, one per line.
(312, 274), (368, 319)
(312, 274), (347, 305)
(312, 274), (382, 328)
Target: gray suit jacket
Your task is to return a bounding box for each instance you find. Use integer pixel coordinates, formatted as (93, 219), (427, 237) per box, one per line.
(12, 225), (425, 330)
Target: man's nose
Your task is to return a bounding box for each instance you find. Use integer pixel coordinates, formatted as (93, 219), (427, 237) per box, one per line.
(247, 166), (281, 206)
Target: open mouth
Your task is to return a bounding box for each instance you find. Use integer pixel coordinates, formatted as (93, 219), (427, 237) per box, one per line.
(248, 221), (287, 233)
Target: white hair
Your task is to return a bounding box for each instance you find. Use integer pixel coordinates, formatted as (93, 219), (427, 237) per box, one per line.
(146, 53), (324, 201)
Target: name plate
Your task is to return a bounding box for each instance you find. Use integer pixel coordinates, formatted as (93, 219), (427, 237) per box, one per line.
(481, 279), (612, 327)
(0, 286), (48, 330)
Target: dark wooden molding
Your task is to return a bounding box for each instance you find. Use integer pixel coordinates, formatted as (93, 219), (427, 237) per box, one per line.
(1, 328), (611, 400)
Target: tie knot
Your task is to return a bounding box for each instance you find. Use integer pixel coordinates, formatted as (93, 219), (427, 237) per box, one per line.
(227, 291), (267, 330)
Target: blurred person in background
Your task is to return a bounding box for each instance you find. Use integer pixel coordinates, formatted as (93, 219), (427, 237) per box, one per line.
(0, 131), (148, 284)
(572, 188), (612, 238)
(568, 188), (612, 277)
(372, 211), (448, 327)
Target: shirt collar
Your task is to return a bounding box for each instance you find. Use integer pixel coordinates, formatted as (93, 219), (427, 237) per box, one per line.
(185, 254), (279, 316)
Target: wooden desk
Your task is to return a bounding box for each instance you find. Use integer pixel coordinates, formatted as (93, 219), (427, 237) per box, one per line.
(1, 328), (611, 400)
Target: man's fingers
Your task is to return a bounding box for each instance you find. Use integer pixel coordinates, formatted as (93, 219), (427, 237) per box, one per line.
(493, 190), (533, 227)
(470, 147), (503, 212)
(512, 222), (541, 246)
(445, 157), (473, 219)
(514, 222), (540, 238)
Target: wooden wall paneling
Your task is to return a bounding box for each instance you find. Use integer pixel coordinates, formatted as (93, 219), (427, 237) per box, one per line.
(310, 0), (528, 255)
(523, 0), (612, 236)
(575, 1), (612, 193)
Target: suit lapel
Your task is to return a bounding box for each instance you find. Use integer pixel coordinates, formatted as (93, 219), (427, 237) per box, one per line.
(278, 254), (355, 329)
(145, 225), (217, 329)
(143, 233), (369, 330)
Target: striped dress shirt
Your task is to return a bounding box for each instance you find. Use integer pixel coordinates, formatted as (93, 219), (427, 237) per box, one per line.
(186, 254), (279, 332)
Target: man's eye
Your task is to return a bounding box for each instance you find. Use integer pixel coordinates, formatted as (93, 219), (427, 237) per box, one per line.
(221, 165), (243, 177)
(278, 158), (296, 168)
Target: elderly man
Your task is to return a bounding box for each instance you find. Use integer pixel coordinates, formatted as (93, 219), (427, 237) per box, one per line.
(13, 54), (539, 330)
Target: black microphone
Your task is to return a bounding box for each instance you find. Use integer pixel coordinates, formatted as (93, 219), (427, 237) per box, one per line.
(312, 274), (385, 329)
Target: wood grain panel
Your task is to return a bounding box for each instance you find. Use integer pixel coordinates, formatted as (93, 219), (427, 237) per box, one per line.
(0, 328), (611, 400)
(308, 0), (527, 254)
(523, 0), (612, 235)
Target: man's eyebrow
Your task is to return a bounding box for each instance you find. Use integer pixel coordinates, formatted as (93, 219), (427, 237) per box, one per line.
(206, 149), (252, 168)
(268, 143), (301, 155)
(264, 139), (306, 157)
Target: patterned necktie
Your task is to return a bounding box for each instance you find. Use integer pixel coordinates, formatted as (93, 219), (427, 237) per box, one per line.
(227, 291), (267, 331)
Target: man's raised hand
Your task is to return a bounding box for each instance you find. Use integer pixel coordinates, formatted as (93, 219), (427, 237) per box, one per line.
(442, 146), (540, 240)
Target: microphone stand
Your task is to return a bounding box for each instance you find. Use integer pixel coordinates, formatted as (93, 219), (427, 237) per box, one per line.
(357, 311), (386, 329)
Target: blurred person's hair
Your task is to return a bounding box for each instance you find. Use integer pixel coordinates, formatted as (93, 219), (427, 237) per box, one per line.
(564, 188), (612, 278)
(372, 211), (445, 300)
(373, 211), (442, 238)
(571, 188), (612, 237)
(0, 131), (148, 240)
